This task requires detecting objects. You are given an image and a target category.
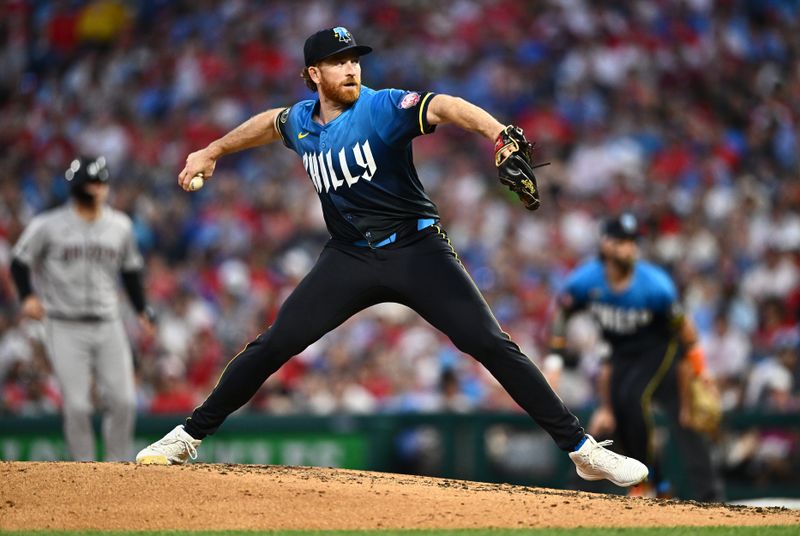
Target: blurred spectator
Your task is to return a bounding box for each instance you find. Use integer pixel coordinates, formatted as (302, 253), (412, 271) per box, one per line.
(745, 333), (799, 412)
(702, 312), (751, 410)
(149, 357), (197, 415)
(437, 368), (473, 413)
(742, 247), (799, 302)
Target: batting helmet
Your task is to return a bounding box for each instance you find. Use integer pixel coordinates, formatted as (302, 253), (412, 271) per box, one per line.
(65, 156), (110, 198)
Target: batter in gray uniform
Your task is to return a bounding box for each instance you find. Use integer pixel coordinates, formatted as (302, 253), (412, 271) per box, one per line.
(10, 156), (154, 461)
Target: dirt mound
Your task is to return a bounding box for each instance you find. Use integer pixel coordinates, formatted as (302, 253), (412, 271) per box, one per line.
(1, 461), (798, 530)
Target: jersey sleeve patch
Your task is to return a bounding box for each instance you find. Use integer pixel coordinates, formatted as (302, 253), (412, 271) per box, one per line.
(274, 107), (293, 150)
(399, 92), (420, 109)
(373, 89), (436, 146)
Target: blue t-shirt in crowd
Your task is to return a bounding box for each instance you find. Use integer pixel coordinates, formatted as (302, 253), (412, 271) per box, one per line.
(275, 86), (440, 245)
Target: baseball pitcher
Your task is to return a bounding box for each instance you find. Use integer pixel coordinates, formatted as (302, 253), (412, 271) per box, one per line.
(137, 27), (648, 488)
(11, 156), (154, 461)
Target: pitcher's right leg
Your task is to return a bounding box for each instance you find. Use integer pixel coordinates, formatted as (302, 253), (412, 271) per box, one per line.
(137, 244), (385, 463)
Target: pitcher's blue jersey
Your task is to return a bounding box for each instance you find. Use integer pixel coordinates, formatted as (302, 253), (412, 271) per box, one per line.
(275, 86), (440, 245)
(561, 259), (680, 359)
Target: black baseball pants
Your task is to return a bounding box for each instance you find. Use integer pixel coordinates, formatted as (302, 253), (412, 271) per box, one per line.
(184, 225), (584, 451)
(610, 343), (721, 500)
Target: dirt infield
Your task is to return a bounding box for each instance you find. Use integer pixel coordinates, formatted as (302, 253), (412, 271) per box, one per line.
(1, 462), (799, 531)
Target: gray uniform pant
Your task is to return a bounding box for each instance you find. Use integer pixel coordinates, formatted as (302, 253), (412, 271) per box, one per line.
(44, 317), (136, 461)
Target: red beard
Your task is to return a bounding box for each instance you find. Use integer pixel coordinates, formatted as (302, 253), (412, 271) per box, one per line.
(319, 76), (360, 105)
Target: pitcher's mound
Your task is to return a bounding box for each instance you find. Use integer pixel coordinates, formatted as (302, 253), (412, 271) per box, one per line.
(1, 461), (798, 531)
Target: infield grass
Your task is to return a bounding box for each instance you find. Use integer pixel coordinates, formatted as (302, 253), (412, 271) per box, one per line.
(4, 527), (799, 536)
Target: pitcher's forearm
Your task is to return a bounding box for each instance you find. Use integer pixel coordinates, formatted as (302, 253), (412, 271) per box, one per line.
(207, 108), (285, 159)
(426, 95), (504, 141)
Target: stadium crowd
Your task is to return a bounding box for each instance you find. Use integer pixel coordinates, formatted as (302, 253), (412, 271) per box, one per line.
(1, 0), (799, 474)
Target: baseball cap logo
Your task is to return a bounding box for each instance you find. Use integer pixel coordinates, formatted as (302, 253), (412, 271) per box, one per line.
(333, 27), (352, 43)
(620, 213), (637, 233)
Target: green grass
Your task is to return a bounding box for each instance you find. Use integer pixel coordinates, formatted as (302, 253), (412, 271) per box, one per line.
(3, 528), (799, 536)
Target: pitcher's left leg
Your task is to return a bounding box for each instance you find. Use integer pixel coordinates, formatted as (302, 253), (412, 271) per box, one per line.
(390, 233), (583, 451)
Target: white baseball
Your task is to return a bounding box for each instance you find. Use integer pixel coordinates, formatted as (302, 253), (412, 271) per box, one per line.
(188, 174), (205, 191)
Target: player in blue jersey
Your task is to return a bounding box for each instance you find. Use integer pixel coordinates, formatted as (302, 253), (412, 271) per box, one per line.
(549, 213), (721, 500)
(136, 27), (649, 488)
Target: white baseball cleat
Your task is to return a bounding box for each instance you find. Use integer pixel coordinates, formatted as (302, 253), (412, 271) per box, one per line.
(136, 425), (201, 465)
(569, 435), (649, 487)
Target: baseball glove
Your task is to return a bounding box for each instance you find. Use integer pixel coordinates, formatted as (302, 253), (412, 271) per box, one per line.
(686, 376), (723, 436)
(494, 125), (546, 210)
